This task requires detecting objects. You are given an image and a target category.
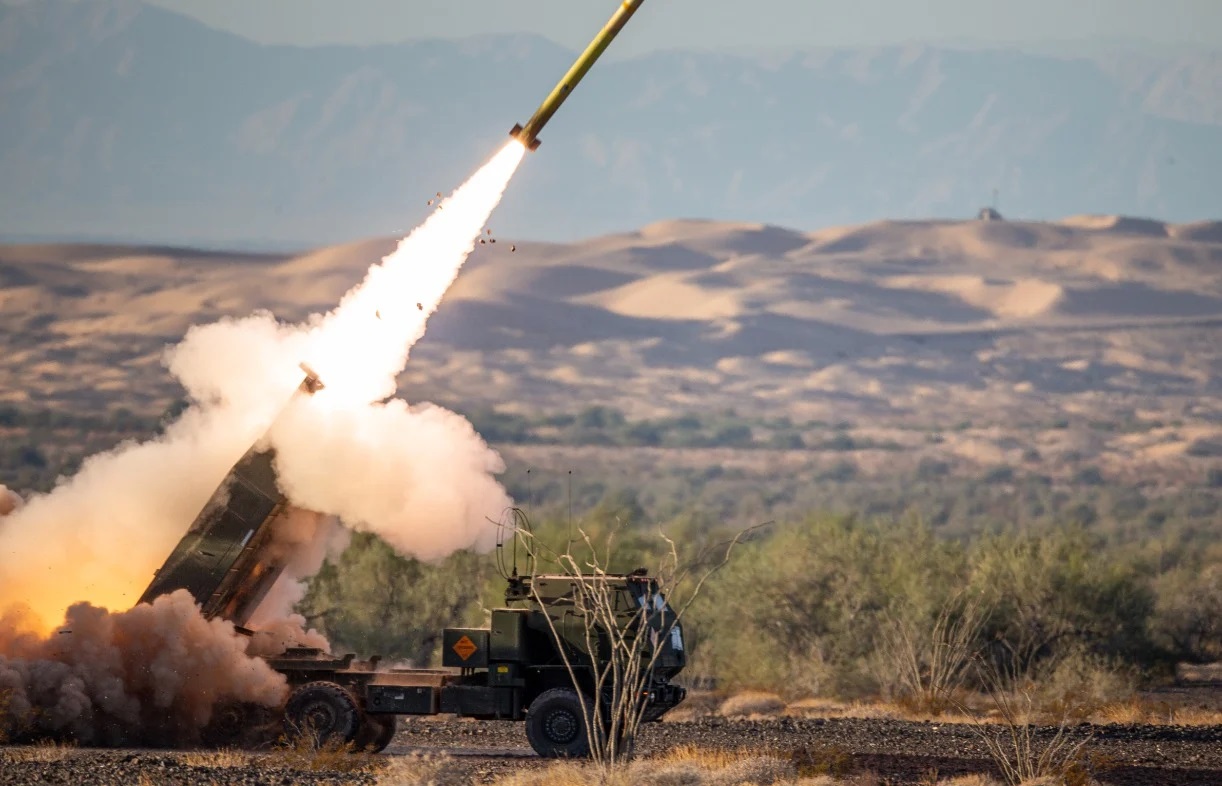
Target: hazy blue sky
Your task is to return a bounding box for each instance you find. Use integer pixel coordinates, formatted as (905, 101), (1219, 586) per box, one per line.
(147, 0), (1222, 53)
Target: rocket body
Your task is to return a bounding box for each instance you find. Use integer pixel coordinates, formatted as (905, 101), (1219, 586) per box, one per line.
(510, 0), (646, 151)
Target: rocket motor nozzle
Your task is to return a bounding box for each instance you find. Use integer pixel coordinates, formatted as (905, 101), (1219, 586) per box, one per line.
(297, 362), (326, 394)
(509, 123), (542, 151)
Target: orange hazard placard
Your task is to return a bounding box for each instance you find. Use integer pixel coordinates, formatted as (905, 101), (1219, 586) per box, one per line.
(452, 634), (478, 661)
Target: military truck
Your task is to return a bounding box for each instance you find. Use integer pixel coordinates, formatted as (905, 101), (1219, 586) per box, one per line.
(138, 367), (687, 756)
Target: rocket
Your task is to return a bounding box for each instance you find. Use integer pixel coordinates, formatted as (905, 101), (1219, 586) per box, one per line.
(509, 0), (646, 151)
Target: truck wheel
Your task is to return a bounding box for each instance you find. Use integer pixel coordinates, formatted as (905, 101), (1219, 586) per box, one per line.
(525, 688), (592, 758)
(283, 681), (360, 746)
(203, 701), (276, 749)
(353, 714), (398, 753)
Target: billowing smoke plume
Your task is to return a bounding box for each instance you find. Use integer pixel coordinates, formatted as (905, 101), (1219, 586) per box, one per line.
(0, 141), (524, 634)
(245, 507), (349, 633)
(0, 591), (287, 745)
(0, 141), (527, 743)
(0, 485), (20, 517)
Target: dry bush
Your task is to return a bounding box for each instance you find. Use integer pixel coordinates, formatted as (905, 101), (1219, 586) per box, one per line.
(876, 591), (988, 716)
(962, 664), (1095, 786)
(178, 748), (252, 768)
(0, 740), (76, 763)
(1032, 650), (1136, 722)
(718, 691), (786, 718)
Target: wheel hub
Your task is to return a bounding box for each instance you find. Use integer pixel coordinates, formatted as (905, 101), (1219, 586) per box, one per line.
(303, 701), (337, 732)
(545, 709), (579, 743)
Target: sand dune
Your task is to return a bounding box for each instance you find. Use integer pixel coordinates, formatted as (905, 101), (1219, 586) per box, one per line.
(882, 275), (1065, 320)
(1, 214), (1218, 482)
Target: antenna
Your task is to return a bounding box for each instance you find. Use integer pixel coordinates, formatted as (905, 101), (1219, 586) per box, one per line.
(567, 469), (574, 555)
(521, 468), (531, 576)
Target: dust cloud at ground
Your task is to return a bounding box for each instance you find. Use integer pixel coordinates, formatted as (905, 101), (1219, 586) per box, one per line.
(0, 591), (287, 746)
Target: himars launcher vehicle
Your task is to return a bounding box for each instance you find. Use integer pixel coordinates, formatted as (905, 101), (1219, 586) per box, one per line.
(138, 366), (687, 756)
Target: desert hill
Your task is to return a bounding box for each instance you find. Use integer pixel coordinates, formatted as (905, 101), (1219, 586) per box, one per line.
(1, 214), (1219, 491)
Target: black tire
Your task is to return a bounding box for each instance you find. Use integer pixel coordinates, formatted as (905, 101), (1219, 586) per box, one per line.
(353, 714), (398, 753)
(283, 682), (360, 746)
(525, 688), (592, 758)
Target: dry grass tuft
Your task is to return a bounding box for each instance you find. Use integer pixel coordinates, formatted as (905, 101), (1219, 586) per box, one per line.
(0, 740), (77, 763)
(263, 731), (380, 774)
(790, 744), (855, 778)
(492, 746), (819, 786)
(661, 690), (724, 722)
(933, 776), (1005, 786)
(1089, 697), (1222, 726)
(491, 761), (605, 786)
(375, 752), (452, 786)
(1158, 706), (1222, 725)
(178, 748), (253, 768)
(718, 691), (787, 718)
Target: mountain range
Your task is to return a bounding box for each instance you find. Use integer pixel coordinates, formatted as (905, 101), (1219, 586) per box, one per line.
(2, 0), (1222, 247)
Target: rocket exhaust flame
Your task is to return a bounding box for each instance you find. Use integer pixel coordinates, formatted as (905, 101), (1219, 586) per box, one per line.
(301, 141), (525, 407)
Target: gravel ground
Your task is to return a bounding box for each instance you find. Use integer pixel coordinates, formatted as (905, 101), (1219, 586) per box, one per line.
(3, 716), (1221, 785)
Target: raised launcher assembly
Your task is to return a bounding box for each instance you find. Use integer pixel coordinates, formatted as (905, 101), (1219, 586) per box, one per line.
(136, 365), (323, 628)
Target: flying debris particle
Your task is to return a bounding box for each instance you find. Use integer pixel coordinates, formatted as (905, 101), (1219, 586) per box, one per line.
(479, 238), (486, 244)
(427, 199), (433, 206)
(510, 244), (516, 252)
(375, 310), (382, 320)
(490, 238), (496, 243)
(416, 303), (423, 311)
(486, 229), (492, 235)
